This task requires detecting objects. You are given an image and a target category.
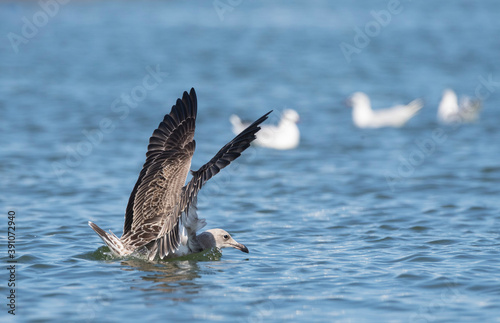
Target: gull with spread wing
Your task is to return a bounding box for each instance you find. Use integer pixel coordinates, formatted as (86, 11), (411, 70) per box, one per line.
(89, 88), (271, 261)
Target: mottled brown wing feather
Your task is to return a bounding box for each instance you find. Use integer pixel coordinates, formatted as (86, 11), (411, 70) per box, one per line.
(123, 143), (195, 250)
(123, 88), (197, 236)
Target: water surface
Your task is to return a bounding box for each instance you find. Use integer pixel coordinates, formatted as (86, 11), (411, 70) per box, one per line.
(1, 0), (500, 322)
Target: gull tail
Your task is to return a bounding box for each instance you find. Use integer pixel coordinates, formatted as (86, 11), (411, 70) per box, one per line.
(407, 98), (424, 116)
(88, 221), (127, 256)
(459, 98), (482, 122)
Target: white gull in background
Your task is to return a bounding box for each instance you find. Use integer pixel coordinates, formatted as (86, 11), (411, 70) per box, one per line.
(89, 88), (271, 261)
(230, 109), (300, 150)
(438, 89), (481, 124)
(347, 92), (423, 128)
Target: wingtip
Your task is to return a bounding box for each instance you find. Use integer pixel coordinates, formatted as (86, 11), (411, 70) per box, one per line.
(255, 110), (272, 124)
(190, 87), (197, 101)
(189, 88), (197, 114)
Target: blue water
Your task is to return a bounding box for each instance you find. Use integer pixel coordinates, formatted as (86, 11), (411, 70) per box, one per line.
(1, 0), (500, 322)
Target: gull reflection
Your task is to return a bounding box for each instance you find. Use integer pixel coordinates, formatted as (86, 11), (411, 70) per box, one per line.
(120, 249), (222, 296)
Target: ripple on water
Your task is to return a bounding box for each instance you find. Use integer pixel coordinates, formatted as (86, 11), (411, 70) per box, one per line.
(418, 276), (464, 290)
(395, 272), (428, 281)
(426, 239), (458, 245)
(391, 253), (440, 263)
(409, 225), (431, 231)
(408, 256), (443, 263)
(16, 254), (43, 263)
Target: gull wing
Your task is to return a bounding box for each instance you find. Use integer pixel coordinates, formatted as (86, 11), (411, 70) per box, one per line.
(121, 88), (197, 248)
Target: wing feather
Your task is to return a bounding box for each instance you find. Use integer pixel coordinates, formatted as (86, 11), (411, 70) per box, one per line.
(122, 88), (197, 236)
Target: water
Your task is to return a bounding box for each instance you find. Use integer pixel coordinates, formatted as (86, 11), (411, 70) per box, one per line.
(1, 0), (500, 322)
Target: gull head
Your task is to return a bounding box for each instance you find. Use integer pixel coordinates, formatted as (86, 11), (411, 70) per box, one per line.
(281, 109), (300, 124)
(347, 92), (370, 109)
(438, 88), (459, 119)
(199, 229), (249, 253)
(442, 88), (457, 101)
(441, 89), (458, 108)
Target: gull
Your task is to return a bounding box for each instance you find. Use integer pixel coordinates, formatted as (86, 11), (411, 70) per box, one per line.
(437, 89), (481, 124)
(347, 92), (423, 128)
(89, 88), (271, 261)
(230, 109), (300, 150)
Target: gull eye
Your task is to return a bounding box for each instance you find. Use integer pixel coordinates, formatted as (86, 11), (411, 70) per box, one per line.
(223, 234), (229, 240)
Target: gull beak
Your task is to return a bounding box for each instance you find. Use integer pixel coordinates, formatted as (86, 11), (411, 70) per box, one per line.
(232, 242), (249, 253)
(344, 97), (352, 108)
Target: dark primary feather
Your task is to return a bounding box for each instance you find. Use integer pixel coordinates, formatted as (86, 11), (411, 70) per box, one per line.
(123, 88), (197, 235)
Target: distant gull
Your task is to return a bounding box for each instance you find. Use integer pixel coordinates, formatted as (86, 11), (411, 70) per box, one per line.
(230, 109), (300, 150)
(437, 89), (481, 124)
(347, 92), (423, 128)
(89, 88), (271, 261)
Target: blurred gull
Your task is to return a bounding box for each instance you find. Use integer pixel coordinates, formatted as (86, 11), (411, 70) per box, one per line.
(89, 88), (271, 261)
(347, 92), (423, 128)
(230, 109), (300, 150)
(438, 89), (481, 124)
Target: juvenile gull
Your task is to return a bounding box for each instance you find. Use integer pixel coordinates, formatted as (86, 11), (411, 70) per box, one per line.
(230, 109), (300, 150)
(437, 89), (481, 124)
(89, 88), (271, 261)
(347, 92), (423, 128)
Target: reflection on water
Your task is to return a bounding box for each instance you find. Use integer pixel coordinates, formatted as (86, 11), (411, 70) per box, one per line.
(120, 249), (222, 295)
(81, 246), (223, 295)
(124, 259), (202, 296)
